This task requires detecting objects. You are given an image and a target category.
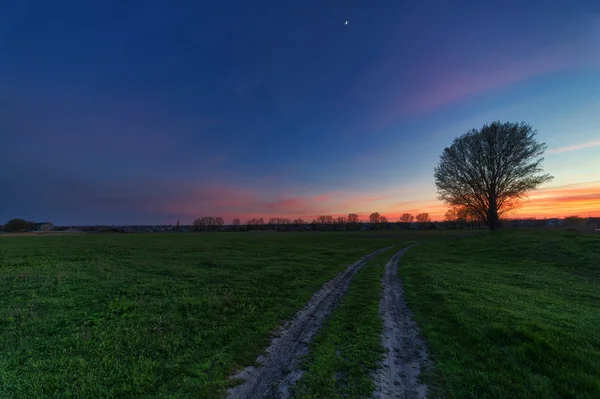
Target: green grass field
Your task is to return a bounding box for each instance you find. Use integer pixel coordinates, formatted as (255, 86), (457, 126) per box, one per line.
(0, 232), (412, 398)
(1, 230), (598, 398)
(401, 230), (600, 399)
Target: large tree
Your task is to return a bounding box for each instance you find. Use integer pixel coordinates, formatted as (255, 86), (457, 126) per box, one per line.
(434, 121), (553, 230)
(4, 218), (32, 232)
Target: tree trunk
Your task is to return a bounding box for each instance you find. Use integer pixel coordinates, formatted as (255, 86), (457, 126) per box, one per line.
(487, 195), (499, 230)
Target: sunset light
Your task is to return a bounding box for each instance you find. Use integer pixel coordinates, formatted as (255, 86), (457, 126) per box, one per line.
(1, 2), (598, 225)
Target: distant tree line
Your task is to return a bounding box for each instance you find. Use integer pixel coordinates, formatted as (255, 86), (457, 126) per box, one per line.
(183, 211), (437, 232)
(190, 216), (225, 232)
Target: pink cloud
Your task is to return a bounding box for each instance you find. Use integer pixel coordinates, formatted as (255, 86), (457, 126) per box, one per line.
(358, 195), (393, 202)
(376, 37), (597, 124)
(547, 139), (600, 154)
(264, 198), (311, 213)
(418, 57), (569, 111)
(314, 192), (344, 202)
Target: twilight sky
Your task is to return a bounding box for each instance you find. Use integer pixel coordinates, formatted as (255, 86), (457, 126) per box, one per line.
(1, 0), (599, 225)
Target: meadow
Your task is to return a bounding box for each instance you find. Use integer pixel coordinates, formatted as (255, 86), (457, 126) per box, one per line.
(401, 230), (600, 398)
(1, 229), (599, 398)
(0, 232), (410, 398)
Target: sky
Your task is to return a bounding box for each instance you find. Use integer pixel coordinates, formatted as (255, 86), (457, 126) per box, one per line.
(1, 0), (599, 225)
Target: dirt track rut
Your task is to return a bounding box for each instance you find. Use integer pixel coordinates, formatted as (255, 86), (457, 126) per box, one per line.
(373, 246), (432, 399)
(227, 246), (395, 399)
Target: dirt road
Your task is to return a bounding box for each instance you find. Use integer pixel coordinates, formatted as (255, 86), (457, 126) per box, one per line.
(373, 246), (432, 399)
(227, 246), (395, 399)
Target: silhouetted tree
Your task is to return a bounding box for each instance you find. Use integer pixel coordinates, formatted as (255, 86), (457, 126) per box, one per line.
(564, 215), (583, 222)
(399, 213), (413, 223)
(369, 212), (381, 224)
(267, 217), (290, 227)
(175, 220), (181, 232)
(434, 121), (553, 230)
(564, 215), (585, 228)
(232, 218), (241, 226)
(4, 218), (31, 232)
(380, 215), (389, 230)
(445, 207), (470, 229)
(444, 208), (461, 229)
(246, 217), (265, 230)
(208, 216), (217, 231)
(348, 213), (359, 223)
(333, 216), (347, 231)
(192, 218), (202, 232)
(398, 213), (414, 229)
(316, 215), (334, 224)
(347, 213), (360, 230)
(416, 213), (431, 229)
(445, 205), (481, 229)
(215, 217), (224, 230)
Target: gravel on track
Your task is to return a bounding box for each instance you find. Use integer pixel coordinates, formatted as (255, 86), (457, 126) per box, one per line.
(373, 246), (432, 399)
(227, 246), (395, 399)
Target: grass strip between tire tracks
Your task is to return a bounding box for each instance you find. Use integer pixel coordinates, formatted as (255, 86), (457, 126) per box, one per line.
(292, 246), (403, 398)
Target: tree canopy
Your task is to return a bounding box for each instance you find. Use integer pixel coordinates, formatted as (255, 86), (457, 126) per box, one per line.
(434, 121), (553, 230)
(4, 219), (32, 232)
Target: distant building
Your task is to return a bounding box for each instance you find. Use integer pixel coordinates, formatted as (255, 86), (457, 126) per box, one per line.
(32, 222), (53, 231)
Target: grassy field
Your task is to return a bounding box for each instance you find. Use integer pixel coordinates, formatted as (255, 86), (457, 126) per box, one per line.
(0, 232), (414, 398)
(3, 229), (598, 398)
(401, 230), (600, 399)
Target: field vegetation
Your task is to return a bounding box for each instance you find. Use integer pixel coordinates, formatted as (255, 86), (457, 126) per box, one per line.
(2, 229), (598, 398)
(0, 232), (411, 398)
(401, 230), (600, 398)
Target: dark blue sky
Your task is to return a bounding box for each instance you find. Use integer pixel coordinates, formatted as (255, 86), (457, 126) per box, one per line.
(2, 1), (599, 224)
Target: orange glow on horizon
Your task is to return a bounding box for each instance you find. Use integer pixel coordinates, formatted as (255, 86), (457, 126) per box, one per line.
(163, 182), (599, 224)
(293, 182), (600, 222)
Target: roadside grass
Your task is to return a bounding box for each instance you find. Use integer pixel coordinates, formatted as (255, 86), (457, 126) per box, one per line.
(292, 246), (405, 398)
(0, 232), (415, 398)
(400, 230), (600, 399)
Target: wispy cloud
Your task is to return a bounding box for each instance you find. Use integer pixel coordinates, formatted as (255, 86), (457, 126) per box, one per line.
(514, 181), (600, 218)
(406, 44), (586, 116)
(368, 29), (597, 127)
(547, 139), (600, 154)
